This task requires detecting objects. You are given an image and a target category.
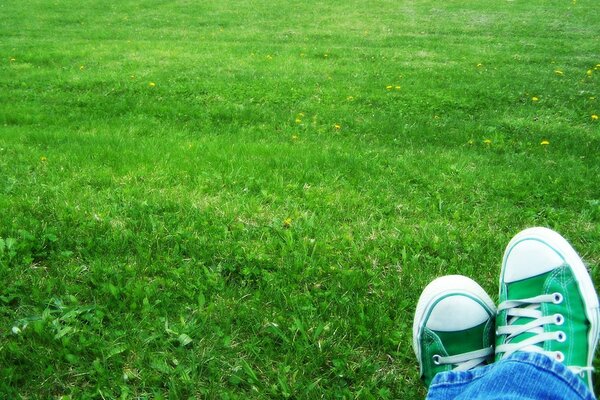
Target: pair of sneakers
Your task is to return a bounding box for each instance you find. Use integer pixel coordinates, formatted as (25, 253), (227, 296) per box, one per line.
(413, 227), (600, 394)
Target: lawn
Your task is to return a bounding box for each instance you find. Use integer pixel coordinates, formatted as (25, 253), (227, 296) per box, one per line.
(0, 0), (599, 398)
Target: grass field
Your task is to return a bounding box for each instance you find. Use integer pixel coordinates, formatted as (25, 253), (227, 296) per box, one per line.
(1, 0), (599, 398)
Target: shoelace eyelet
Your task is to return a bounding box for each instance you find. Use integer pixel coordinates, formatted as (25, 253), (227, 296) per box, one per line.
(554, 314), (564, 326)
(432, 355), (441, 365)
(553, 293), (563, 304)
(556, 331), (566, 342)
(555, 351), (564, 362)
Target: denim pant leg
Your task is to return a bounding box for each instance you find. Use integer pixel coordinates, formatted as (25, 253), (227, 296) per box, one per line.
(426, 352), (594, 400)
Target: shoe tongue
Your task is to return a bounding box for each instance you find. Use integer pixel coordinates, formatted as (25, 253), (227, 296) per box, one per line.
(505, 271), (553, 344)
(434, 321), (488, 356)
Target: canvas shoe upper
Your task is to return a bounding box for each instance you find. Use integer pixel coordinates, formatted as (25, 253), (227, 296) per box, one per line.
(496, 227), (600, 395)
(413, 275), (496, 386)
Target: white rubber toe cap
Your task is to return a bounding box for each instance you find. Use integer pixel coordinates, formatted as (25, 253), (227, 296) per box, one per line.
(503, 235), (564, 283)
(413, 275), (496, 356)
(427, 295), (492, 331)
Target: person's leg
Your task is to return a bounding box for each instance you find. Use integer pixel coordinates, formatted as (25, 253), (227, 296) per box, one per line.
(427, 352), (594, 400)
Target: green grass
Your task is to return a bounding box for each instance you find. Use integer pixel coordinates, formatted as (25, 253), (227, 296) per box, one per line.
(1, 0), (599, 398)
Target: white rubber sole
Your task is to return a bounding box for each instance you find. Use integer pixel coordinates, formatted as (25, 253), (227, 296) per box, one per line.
(500, 227), (600, 392)
(412, 275), (496, 376)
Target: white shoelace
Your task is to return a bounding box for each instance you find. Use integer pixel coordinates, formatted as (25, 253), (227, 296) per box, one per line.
(434, 347), (493, 371)
(496, 293), (594, 375)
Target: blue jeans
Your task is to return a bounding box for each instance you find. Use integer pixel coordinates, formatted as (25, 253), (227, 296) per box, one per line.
(426, 352), (594, 400)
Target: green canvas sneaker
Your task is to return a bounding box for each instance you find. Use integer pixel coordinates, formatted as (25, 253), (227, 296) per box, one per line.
(413, 275), (496, 386)
(496, 227), (600, 395)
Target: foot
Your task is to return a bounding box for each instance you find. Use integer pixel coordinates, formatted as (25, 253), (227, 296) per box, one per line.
(413, 275), (496, 386)
(496, 227), (600, 394)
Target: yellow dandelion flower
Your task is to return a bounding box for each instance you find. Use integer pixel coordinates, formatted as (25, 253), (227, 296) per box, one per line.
(149, 82), (156, 87)
(334, 123), (341, 130)
(592, 114), (599, 121)
(540, 140), (550, 145)
(283, 218), (292, 228)
(587, 69), (593, 76)
(386, 85), (393, 90)
(295, 118), (302, 124)
(532, 96), (539, 102)
(483, 139), (492, 144)
(395, 85), (401, 90)
(40, 156), (48, 162)
(554, 70), (563, 76)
